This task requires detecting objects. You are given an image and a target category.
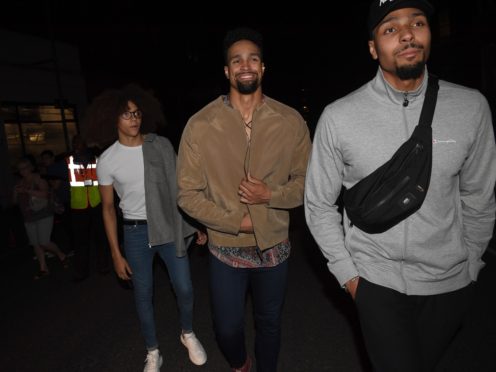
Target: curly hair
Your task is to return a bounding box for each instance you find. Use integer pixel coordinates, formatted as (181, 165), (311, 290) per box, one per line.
(84, 84), (166, 147)
(223, 27), (263, 65)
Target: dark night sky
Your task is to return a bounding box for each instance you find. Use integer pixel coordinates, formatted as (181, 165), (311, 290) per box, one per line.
(3, 0), (496, 141)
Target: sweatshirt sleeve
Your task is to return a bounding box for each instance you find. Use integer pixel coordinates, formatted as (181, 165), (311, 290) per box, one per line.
(268, 117), (312, 209)
(177, 123), (244, 235)
(304, 107), (359, 286)
(459, 94), (496, 281)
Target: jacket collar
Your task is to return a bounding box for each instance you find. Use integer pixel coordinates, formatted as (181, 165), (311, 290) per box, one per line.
(219, 94), (281, 118)
(143, 133), (157, 142)
(371, 66), (429, 106)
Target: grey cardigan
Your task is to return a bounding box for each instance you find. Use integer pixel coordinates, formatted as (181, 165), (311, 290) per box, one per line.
(143, 133), (196, 256)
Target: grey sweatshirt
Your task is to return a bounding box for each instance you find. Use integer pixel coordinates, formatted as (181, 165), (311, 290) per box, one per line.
(305, 68), (496, 295)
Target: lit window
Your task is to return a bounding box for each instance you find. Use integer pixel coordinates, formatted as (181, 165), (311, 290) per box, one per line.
(1, 102), (78, 169)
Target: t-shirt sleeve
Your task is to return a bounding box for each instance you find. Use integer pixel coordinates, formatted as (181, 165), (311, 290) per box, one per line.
(96, 155), (113, 185)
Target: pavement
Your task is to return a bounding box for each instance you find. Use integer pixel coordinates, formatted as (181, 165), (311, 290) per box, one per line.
(3, 207), (496, 371)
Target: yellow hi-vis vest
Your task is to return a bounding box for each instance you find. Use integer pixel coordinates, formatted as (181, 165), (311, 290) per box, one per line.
(67, 155), (101, 209)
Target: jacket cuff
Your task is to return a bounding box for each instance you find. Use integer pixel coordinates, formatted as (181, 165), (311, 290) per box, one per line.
(223, 209), (246, 235)
(469, 259), (485, 281)
(267, 187), (283, 208)
(328, 258), (359, 287)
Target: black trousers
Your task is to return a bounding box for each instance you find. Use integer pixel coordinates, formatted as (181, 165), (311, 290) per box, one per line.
(71, 204), (110, 277)
(51, 203), (73, 253)
(355, 278), (474, 372)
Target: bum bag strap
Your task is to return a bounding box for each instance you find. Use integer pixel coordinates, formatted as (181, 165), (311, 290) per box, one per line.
(418, 74), (440, 128)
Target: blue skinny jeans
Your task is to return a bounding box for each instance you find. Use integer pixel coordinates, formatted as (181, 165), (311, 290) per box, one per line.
(124, 224), (194, 350)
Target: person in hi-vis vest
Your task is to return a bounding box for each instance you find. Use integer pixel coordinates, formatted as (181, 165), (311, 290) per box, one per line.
(67, 134), (110, 281)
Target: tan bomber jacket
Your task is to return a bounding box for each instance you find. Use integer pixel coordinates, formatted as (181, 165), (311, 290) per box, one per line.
(177, 96), (311, 250)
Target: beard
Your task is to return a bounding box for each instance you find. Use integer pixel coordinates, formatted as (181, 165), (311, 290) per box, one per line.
(236, 79), (260, 94)
(396, 61), (426, 80)
(394, 42), (426, 80)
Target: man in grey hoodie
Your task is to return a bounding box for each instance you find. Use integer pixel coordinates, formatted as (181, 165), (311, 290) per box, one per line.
(304, 1), (496, 371)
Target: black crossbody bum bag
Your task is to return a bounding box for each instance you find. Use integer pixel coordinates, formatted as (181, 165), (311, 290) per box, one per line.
(343, 75), (439, 234)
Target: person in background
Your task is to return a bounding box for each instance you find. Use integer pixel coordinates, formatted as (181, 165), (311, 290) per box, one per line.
(87, 84), (207, 372)
(177, 28), (311, 372)
(41, 149), (73, 254)
(43, 149), (71, 212)
(39, 149), (55, 177)
(304, 1), (496, 371)
(14, 157), (68, 279)
(67, 134), (110, 281)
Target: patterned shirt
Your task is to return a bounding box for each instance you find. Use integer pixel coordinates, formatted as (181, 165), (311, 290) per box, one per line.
(209, 240), (291, 268)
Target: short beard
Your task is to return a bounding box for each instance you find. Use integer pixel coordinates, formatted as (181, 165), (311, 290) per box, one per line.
(396, 61), (425, 80)
(236, 79), (259, 95)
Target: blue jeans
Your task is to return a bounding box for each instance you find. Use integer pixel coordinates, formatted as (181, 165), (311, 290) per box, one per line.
(209, 253), (288, 372)
(124, 224), (194, 350)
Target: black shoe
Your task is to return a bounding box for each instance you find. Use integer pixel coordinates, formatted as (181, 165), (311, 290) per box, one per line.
(117, 278), (133, 290)
(60, 257), (70, 269)
(98, 267), (111, 275)
(72, 274), (88, 282)
(34, 270), (49, 280)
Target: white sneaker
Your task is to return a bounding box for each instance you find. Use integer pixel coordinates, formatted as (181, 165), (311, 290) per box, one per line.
(144, 349), (163, 372)
(180, 332), (207, 365)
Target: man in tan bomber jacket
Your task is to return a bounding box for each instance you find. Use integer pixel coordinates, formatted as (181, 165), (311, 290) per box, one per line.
(177, 27), (311, 372)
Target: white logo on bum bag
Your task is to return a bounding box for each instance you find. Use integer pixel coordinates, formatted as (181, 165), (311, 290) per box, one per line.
(433, 139), (456, 144)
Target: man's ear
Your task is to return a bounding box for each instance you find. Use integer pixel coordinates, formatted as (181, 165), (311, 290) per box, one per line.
(368, 40), (378, 60)
(224, 66), (229, 79)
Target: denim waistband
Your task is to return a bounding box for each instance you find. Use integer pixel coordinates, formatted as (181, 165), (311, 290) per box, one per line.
(123, 219), (147, 225)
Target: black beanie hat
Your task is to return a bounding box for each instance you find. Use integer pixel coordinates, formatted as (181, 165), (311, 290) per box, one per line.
(367, 0), (434, 39)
